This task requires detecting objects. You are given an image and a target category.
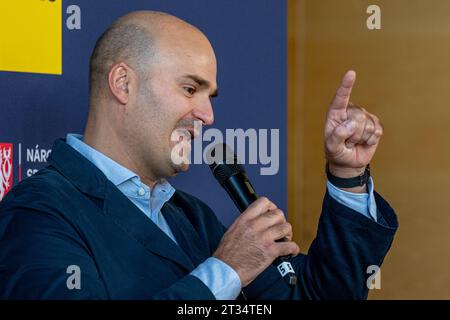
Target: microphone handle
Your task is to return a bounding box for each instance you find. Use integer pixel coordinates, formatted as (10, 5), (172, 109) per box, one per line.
(222, 173), (297, 287)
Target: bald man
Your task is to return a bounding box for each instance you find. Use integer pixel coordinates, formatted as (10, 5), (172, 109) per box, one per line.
(0, 11), (397, 299)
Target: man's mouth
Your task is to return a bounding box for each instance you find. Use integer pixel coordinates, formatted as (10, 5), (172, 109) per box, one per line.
(186, 127), (200, 139)
(187, 128), (194, 139)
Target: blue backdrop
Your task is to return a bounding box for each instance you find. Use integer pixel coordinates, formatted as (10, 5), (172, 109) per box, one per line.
(0, 0), (287, 227)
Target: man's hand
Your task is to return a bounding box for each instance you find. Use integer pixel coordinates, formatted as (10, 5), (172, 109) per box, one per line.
(324, 70), (383, 189)
(213, 197), (300, 287)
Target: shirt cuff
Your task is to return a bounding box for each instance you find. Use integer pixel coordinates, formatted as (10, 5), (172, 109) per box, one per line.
(327, 177), (378, 222)
(190, 257), (242, 300)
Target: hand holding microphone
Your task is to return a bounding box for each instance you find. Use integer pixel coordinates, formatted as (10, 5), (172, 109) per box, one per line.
(208, 144), (299, 287)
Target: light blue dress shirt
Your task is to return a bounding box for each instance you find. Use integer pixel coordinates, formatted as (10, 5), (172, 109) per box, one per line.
(327, 177), (378, 221)
(66, 133), (378, 300)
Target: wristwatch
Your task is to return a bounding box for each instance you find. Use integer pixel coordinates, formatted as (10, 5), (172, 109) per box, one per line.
(326, 163), (370, 188)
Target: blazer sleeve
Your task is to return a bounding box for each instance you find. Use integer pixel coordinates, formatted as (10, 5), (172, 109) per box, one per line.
(242, 190), (398, 300)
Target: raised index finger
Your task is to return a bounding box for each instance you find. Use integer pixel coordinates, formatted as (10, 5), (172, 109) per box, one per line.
(329, 70), (356, 112)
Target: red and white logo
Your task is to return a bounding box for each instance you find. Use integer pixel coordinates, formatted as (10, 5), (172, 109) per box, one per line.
(0, 143), (13, 201)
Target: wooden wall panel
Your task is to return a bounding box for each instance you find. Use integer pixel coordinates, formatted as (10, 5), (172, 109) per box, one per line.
(288, 0), (450, 299)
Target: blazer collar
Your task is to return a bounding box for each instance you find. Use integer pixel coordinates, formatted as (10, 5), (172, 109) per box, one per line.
(49, 138), (108, 199)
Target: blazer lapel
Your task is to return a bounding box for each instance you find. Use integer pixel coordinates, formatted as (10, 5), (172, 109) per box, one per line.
(103, 180), (195, 272)
(162, 201), (211, 267)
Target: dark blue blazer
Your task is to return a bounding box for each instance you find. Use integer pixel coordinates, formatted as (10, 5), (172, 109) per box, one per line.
(0, 139), (398, 299)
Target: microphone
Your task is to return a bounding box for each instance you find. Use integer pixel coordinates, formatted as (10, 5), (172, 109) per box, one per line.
(207, 143), (297, 287)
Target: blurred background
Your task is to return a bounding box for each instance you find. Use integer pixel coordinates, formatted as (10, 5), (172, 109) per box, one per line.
(288, 0), (450, 299)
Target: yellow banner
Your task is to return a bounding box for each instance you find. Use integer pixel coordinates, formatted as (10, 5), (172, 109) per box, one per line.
(0, 0), (62, 75)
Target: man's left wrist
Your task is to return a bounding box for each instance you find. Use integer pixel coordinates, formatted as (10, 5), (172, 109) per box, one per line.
(327, 163), (366, 178)
(326, 163), (370, 193)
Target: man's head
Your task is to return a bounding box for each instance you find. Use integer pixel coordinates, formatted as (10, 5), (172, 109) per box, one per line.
(85, 11), (217, 186)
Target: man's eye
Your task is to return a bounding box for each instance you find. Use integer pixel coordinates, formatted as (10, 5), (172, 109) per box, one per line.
(184, 87), (196, 95)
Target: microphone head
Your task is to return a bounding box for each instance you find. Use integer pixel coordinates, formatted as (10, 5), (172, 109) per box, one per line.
(206, 143), (246, 185)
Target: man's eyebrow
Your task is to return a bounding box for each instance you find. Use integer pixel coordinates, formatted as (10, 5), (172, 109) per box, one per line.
(181, 74), (218, 97)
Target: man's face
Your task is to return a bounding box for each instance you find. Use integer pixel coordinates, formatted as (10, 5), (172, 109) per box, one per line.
(126, 32), (218, 181)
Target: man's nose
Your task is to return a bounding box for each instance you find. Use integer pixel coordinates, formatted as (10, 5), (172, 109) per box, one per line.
(192, 99), (214, 126)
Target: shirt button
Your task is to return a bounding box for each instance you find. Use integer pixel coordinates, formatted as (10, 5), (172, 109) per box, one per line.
(138, 188), (146, 196)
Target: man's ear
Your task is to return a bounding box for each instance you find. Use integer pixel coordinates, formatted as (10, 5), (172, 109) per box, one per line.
(108, 63), (132, 104)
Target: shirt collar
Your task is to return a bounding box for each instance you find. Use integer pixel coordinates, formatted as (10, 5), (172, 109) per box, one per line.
(66, 134), (174, 194)
(67, 133), (137, 186)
